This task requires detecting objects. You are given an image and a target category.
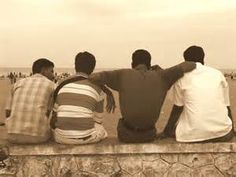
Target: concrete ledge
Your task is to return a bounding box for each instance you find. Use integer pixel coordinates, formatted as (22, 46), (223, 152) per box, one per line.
(2, 137), (236, 176)
(5, 136), (236, 156)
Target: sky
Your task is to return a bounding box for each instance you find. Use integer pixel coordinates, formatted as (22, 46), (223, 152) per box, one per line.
(0, 0), (236, 69)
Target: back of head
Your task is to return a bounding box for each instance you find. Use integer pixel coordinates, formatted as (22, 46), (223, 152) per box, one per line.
(132, 49), (151, 69)
(183, 45), (205, 64)
(32, 58), (54, 74)
(75, 51), (96, 75)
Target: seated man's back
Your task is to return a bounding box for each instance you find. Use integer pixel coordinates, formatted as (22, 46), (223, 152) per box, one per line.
(173, 63), (232, 142)
(165, 46), (233, 142)
(5, 58), (55, 144)
(53, 52), (107, 144)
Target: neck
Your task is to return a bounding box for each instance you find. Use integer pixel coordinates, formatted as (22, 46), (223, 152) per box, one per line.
(76, 72), (89, 78)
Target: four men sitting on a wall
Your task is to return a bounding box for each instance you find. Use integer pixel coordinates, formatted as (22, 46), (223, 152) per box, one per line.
(4, 46), (235, 144)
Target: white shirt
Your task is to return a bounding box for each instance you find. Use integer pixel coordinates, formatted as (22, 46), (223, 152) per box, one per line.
(172, 63), (232, 142)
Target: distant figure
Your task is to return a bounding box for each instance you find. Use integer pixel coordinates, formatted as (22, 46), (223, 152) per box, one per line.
(8, 72), (14, 84)
(231, 73), (234, 80)
(162, 46), (234, 142)
(89, 49), (196, 143)
(19, 72), (22, 78)
(5, 58), (55, 144)
(52, 52), (114, 144)
(13, 72), (17, 83)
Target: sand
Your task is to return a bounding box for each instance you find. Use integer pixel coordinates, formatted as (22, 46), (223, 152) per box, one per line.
(0, 78), (236, 138)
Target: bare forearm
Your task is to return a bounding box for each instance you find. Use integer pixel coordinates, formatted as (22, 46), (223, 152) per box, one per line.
(100, 85), (116, 113)
(163, 105), (183, 136)
(227, 106), (234, 131)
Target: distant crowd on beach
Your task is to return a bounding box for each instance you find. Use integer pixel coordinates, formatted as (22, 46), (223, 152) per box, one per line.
(224, 72), (236, 80)
(2, 69), (236, 85)
(6, 72), (29, 84)
(0, 71), (72, 84)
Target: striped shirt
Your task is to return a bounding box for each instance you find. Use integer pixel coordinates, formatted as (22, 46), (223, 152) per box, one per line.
(5, 74), (55, 137)
(54, 73), (105, 133)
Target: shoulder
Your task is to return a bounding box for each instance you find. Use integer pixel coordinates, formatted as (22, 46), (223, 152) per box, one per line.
(204, 65), (222, 74)
(12, 77), (26, 88)
(81, 80), (103, 94)
(109, 68), (130, 75)
(107, 68), (131, 74)
(203, 65), (225, 79)
(62, 79), (103, 95)
(15, 76), (33, 86)
(39, 76), (55, 89)
(159, 65), (183, 76)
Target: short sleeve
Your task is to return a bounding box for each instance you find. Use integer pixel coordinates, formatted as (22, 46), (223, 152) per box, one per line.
(47, 82), (56, 110)
(5, 84), (14, 110)
(221, 77), (230, 106)
(96, 91), (105, 112)
(171, 81), (184, 106)
(94, 98), (104, 123)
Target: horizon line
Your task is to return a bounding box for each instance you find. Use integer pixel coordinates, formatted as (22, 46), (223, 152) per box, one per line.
(0, 66), (236, 70)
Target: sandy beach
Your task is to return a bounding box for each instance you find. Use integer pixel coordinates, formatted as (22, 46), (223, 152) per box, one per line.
(0, 78), (236, 138)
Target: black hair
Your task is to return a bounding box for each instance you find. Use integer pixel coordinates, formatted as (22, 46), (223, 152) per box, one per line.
(183, 46), (205, 64)
(132, 49), (151, 69)
(32, 58), (54, 74)
(75, 52), (96, 75)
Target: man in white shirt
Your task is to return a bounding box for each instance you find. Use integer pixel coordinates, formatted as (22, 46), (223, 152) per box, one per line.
(162, 45), (234, 142)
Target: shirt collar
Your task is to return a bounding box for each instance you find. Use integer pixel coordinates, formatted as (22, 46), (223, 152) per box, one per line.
(75, 72), (89, 78)
(32, 73), (45, 78)
(134, 64), (148, 71)
(196, 62), (203, 69)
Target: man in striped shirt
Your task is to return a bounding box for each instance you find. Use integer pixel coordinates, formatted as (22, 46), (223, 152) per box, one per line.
(52, 52), (108, 144)
(5, 58), (55, 144)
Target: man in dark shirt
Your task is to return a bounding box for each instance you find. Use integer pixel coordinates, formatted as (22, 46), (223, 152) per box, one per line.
(89, 49), (196, 143)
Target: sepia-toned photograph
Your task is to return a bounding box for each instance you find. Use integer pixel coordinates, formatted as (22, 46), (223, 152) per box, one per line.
(0, 0), (236, 176)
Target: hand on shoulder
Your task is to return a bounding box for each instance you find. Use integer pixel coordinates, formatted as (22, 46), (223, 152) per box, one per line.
(180, 61), (196, 73)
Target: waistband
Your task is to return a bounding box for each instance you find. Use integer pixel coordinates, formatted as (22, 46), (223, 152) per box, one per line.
(121, 119), (155, 132)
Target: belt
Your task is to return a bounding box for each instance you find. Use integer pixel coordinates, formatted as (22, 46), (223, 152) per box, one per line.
(122, 119), (155, 132)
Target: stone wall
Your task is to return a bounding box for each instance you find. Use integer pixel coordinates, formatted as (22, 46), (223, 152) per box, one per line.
(2, 153), (236, 177)
(1, 138), (236, 177)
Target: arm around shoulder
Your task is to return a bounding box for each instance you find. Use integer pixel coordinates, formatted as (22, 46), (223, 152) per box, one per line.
(89, 70), (121, 91)
(162, 61), (196, 89)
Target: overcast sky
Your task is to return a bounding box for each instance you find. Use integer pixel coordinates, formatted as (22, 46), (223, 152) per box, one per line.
(0, 0), (236, 69)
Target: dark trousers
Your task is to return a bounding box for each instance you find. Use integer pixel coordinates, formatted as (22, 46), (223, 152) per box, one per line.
(117, 118), (157, 143)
